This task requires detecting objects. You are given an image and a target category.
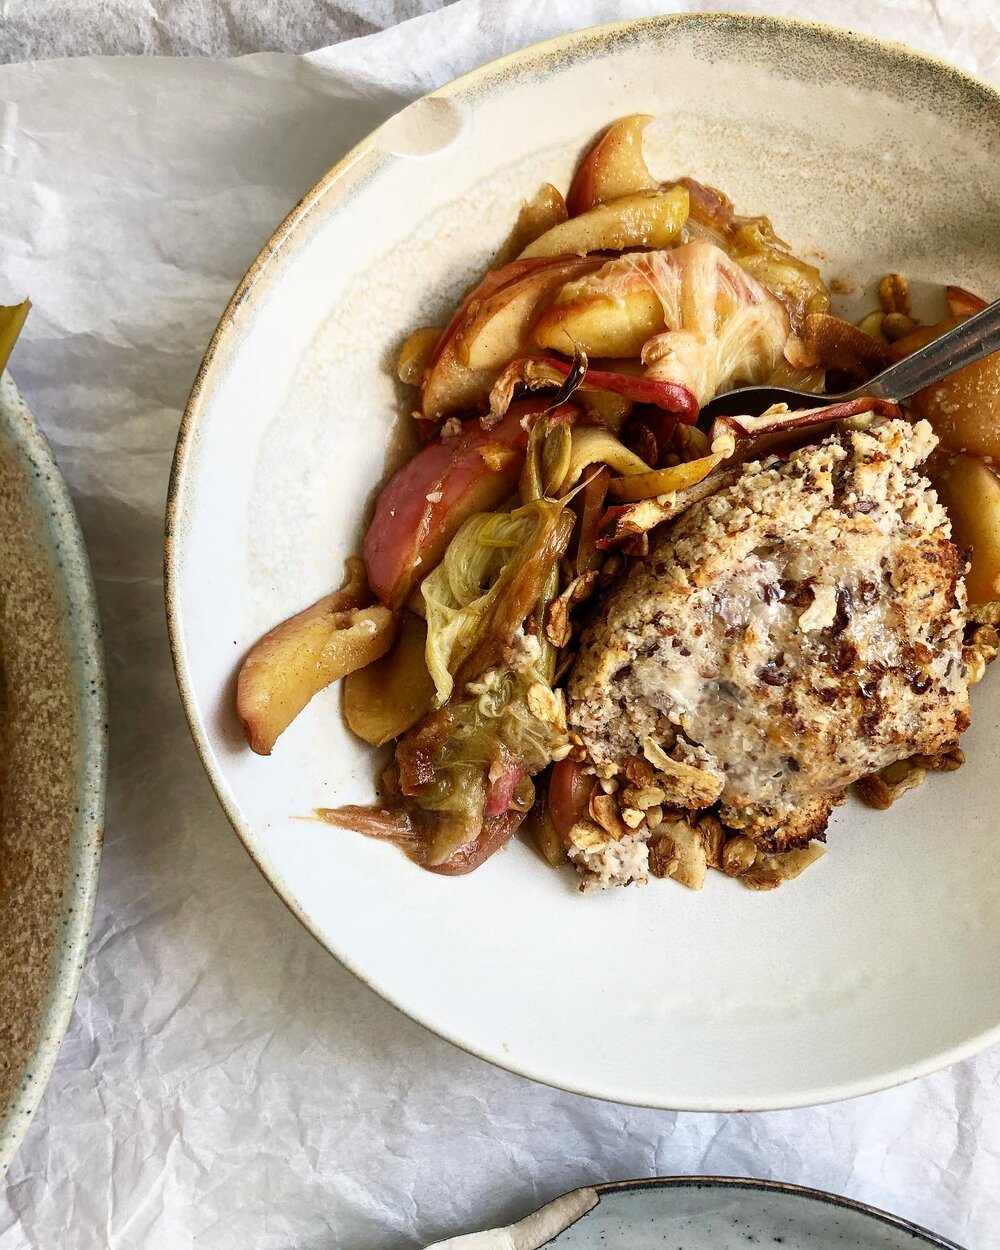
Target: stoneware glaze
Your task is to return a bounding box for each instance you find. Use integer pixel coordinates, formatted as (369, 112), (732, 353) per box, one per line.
(0, 373), (106, 1176)
(166, 15), (1000, 1110)
(512, 1179), (962, 1250)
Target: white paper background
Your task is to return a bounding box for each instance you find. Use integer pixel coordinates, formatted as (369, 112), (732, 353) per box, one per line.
(0, 0), (454, 61)
(1, 2), (1000, 1247)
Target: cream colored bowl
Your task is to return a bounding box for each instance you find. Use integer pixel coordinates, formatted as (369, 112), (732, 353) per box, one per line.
(0, 374), (106, 1175)
(167, 15), (1000, 1110)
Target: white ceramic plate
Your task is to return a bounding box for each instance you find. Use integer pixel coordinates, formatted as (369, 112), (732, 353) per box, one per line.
(498, 1179), (962, 1250)
(166, 15), (1000, 1110)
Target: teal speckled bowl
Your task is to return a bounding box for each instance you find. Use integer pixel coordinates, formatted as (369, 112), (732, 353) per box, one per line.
(492, 1178), (963, 1250)
(0, 372), (106, 1178)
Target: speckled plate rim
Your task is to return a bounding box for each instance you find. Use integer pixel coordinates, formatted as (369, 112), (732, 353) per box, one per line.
(0, 373), (107, 1178)
(565, 1177), (964, 1248)
(165, 13), (1000, 1111)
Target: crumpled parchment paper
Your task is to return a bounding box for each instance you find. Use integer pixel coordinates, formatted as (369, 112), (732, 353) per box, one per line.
(1, 2), (1000, 1247)
(0, 0), (453, 62)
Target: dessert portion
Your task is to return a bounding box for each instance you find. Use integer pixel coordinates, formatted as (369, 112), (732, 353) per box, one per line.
(236, 114), (1000, 892)
(567, 416), (970, 888)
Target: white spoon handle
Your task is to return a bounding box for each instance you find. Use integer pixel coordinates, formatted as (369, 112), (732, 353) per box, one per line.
(424, 1188), (600, 1250)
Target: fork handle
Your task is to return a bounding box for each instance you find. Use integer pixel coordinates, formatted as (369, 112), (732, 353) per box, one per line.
(851, 297), (1000, 403)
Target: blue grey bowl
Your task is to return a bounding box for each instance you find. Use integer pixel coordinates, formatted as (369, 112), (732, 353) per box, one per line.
(541, 1178), (963, 1250)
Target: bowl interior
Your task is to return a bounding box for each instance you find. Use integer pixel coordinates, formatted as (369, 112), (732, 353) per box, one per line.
(559, 1179), (960, 1249)
(168, 15), (1000, 1109)
(0, 374), (105, 1174)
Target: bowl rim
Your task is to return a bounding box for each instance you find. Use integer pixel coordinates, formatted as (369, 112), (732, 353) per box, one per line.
(0, 372), (107, 1177)
(164, 11), (1000, 1111)
(576, 1176), (963, 1249)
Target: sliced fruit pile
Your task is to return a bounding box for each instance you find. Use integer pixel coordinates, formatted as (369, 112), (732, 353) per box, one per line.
(236, 115), (1000, 883)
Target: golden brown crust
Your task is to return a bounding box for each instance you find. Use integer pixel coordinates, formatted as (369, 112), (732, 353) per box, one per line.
(567, 417), (971, 884)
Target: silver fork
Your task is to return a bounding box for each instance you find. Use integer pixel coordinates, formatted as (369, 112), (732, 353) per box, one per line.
(700, 297), (1000, 420)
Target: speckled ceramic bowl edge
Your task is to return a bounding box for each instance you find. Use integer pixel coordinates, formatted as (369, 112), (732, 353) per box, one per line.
(0, 372), (108, 1178)
(588, 1178), (965, 1249)
(163, 13), (1000, 1111)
